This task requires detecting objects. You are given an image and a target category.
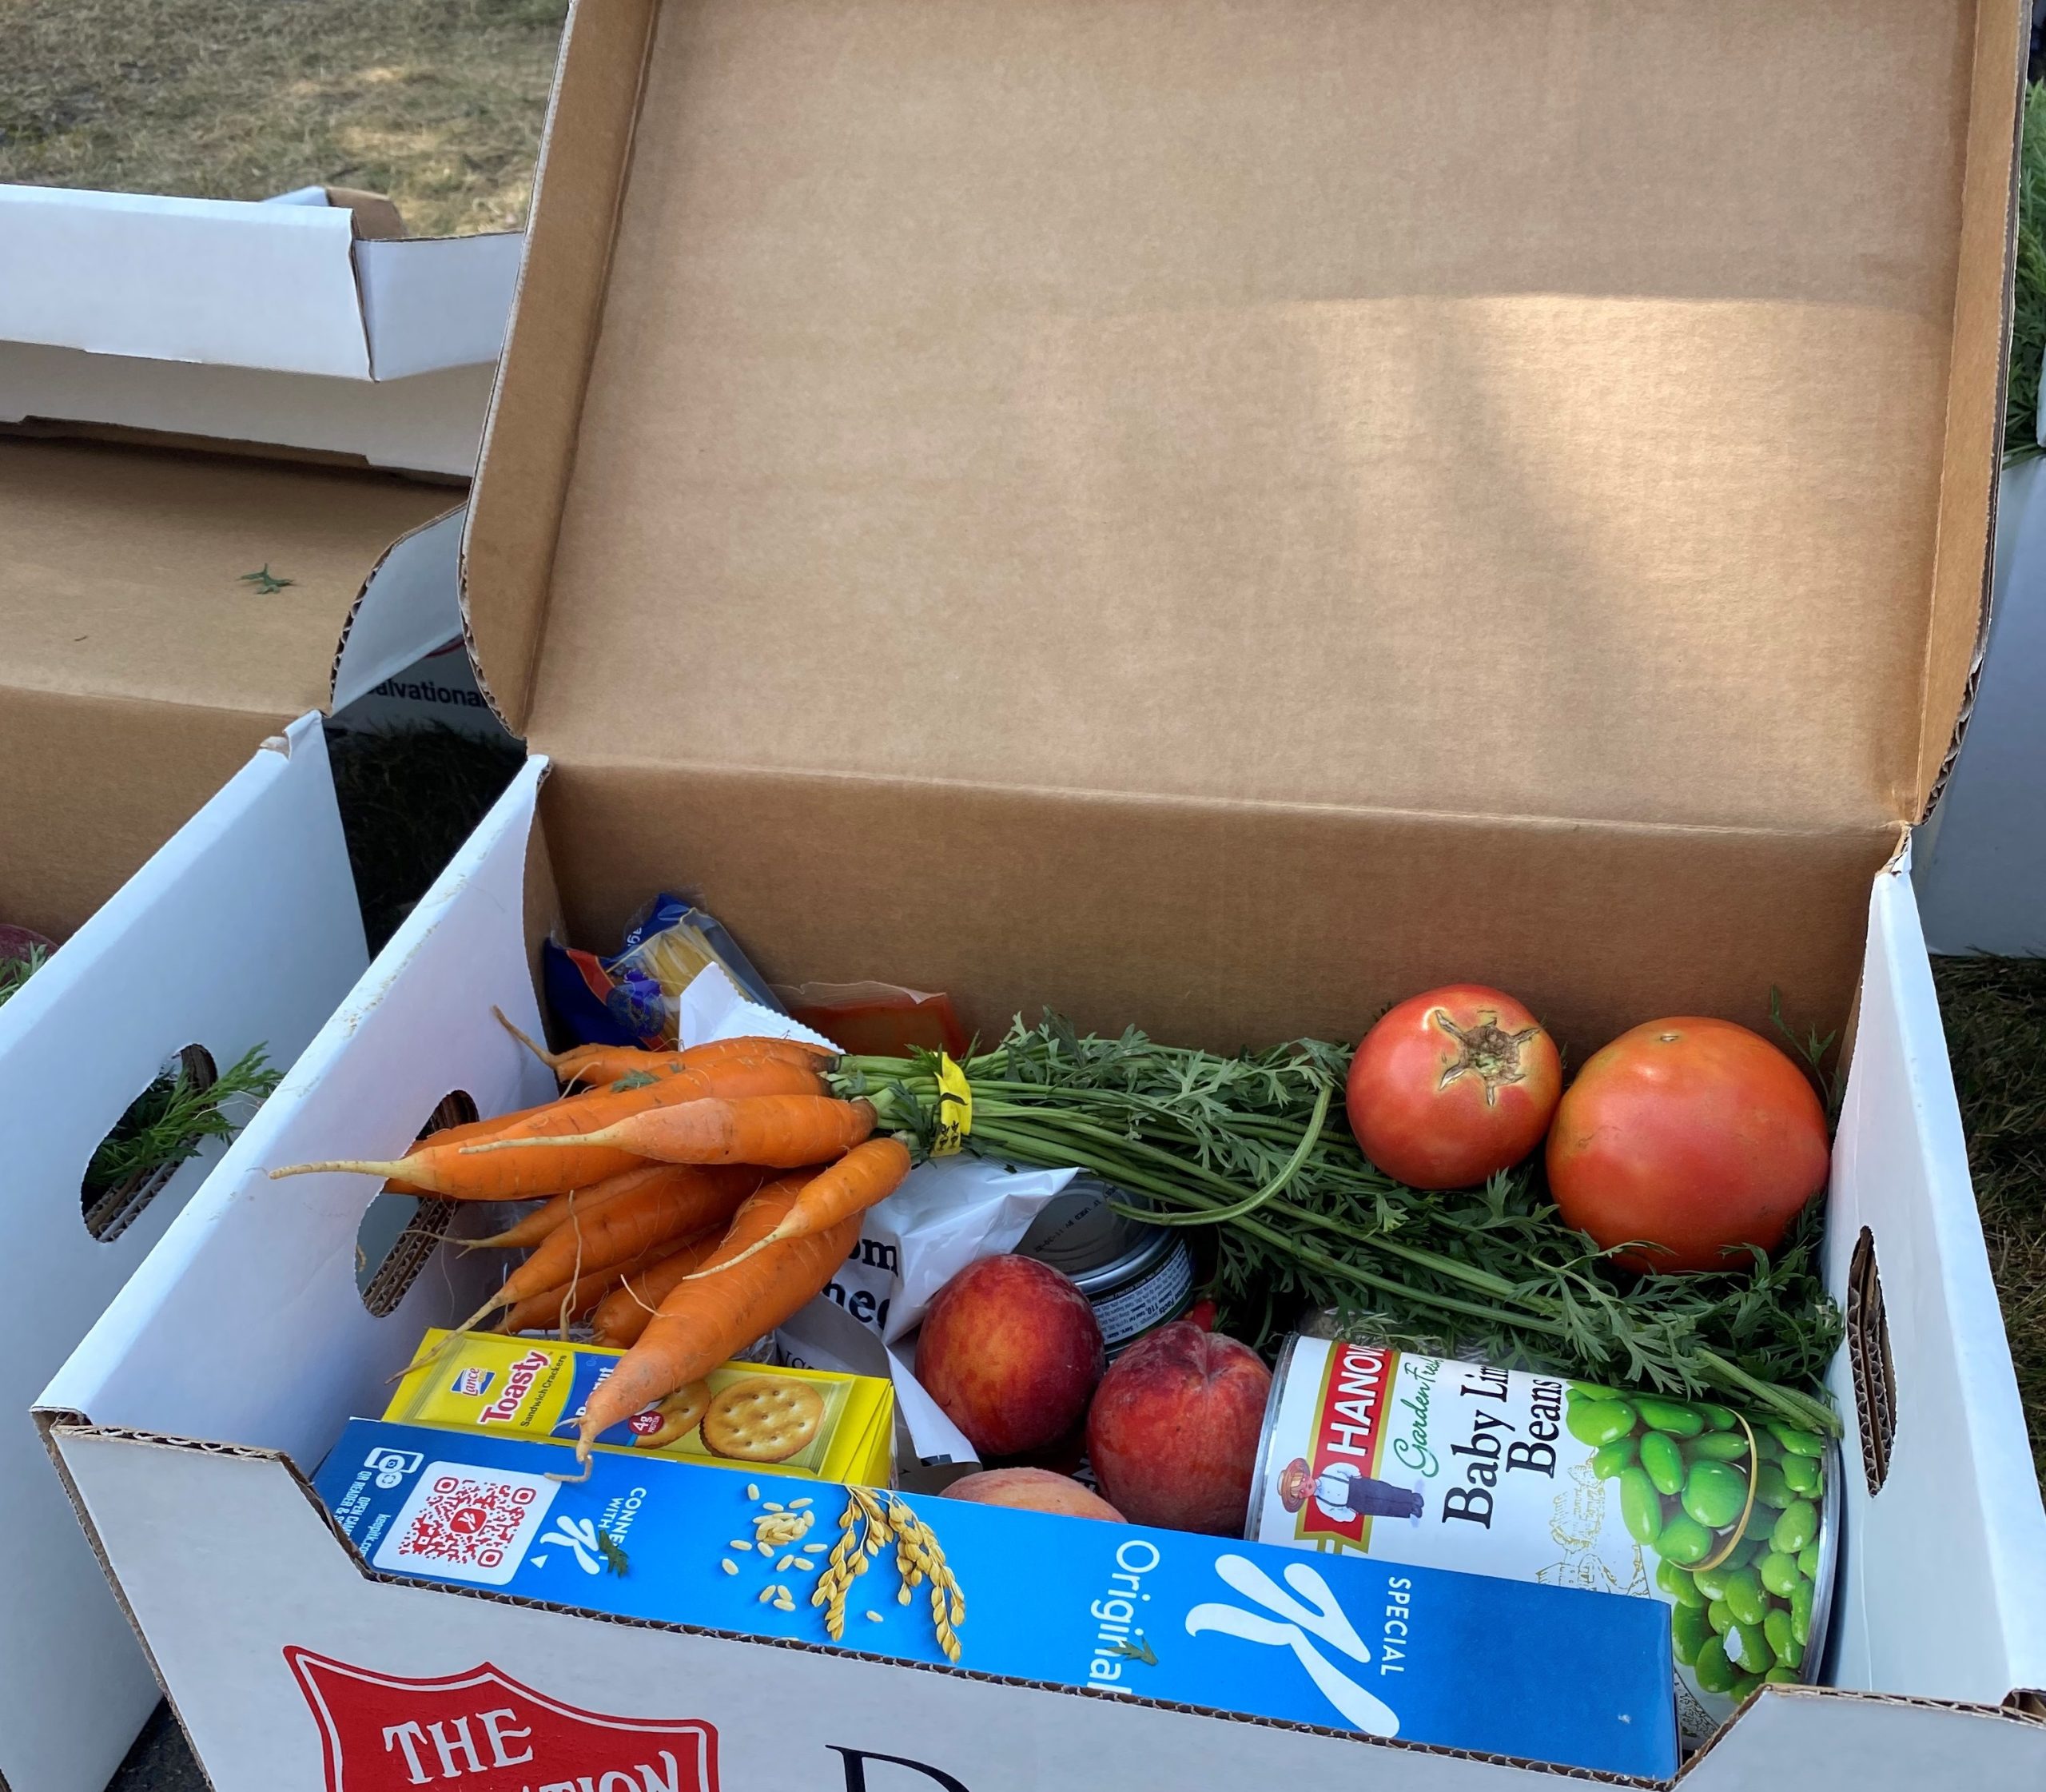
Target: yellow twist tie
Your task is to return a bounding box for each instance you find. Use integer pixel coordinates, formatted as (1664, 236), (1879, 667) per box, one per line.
(932, 1053), (973, 1157)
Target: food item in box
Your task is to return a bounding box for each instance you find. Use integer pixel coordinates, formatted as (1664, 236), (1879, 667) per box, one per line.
(273, 1041), (838, 1198)
(1087, 1321), (1271, 1535)
(574, 1180), (869, 1452)
(1344, 985), (1562, 1190)
(1247, 1333), (1837, 1742)
(822, 1017), (1841, 1439)
(1017, 1176), (1196, 1357)
(464, 1164), (758, 1332)
(777, 979), (969, 1058)
(385, 1329), (893, 1484)
(915, 1254), (1105, 1456)
(1546, 1016), (1832, 1272)
(543, 894), (780, 1049)
(315, 1418), (1678, 1778)
(942, 1467), (1125, 1521)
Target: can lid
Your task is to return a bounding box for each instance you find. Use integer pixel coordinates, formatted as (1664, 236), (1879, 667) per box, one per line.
(1017, 1175), (1176, 1290)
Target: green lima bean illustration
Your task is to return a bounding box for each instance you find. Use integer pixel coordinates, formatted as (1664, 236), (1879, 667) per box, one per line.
(1568, 1381), (1828, 1706)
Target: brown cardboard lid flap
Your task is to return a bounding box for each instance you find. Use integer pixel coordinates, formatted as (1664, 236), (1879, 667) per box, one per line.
(0, 436), (455, 721)
(470, 0), (2021, 833)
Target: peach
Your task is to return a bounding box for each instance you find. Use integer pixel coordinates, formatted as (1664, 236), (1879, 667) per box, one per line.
(941, 1467), (1125, 1523)
(915, 1255), (1104, 1457)
(1085, 1321), (1272, 1535)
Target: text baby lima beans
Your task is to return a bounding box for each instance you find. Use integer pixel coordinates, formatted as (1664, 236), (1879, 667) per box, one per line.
(1249, 1340), (1830, 1742)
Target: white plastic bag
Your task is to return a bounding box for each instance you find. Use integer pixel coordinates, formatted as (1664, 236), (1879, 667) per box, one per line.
(678, 965), (1077, 1466)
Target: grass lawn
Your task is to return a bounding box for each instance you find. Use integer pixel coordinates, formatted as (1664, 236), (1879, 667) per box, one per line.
(1936, 958), (2046, 1479)
(0, 0), (566, 234)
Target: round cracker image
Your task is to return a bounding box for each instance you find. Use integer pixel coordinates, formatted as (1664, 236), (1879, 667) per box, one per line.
(702, 1376), (826, 1463)
(635, 1378), (714, 1450)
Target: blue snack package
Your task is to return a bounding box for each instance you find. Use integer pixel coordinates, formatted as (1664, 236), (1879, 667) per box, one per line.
(316, 1419), (1678, 1779)
(540, 893), (782, 1048)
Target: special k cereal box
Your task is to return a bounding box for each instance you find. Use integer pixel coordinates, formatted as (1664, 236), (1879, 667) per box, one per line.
(313, 1420), (1678, 1779)
(384, 1329), (894, 1485)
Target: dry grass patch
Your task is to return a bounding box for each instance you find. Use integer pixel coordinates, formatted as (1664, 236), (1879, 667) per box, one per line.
(0, 0), (565, 235)
(1934, 956), (2046, 1480)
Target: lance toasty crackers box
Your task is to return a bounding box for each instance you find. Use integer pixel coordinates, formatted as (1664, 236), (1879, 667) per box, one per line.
(384, 1329), (894, 1485)
(315, 1418), (1678, 1779)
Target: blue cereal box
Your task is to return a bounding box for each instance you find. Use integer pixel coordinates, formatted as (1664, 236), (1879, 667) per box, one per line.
(316, 1418), (1678, 1778)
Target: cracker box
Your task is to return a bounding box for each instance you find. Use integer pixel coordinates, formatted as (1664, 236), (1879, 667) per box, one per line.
(314, 1417), (1678, 1780)
(385, 1329), (894, 1485)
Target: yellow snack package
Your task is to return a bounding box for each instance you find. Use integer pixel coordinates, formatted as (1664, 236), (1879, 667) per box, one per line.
(385, 1329), (894, 1486)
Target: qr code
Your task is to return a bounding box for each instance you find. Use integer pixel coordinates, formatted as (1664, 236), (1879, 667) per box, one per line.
(372, 1463), (559, 1587)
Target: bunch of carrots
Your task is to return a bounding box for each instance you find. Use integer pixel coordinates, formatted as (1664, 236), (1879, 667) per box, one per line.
(273, 1016), (912, 1468)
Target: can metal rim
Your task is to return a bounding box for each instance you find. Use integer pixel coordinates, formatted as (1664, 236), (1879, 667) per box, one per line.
(1065, 1218), (1181, 1296)
(1801, 1432), (1843, 1685)
(1241, 1332), (1304, 1540)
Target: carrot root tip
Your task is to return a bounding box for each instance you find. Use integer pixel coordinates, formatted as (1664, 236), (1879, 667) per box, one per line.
(269, 1160), (409, 1180)
(494, 1006), (566, 1073)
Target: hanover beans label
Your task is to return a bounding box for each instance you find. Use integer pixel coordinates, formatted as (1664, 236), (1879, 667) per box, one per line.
(1249, 1336), (1837, 1742)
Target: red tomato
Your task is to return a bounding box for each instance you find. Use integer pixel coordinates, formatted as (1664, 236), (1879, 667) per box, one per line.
(1546, 1017), (1829, 1273)
(1345, 986), (1562, 1189)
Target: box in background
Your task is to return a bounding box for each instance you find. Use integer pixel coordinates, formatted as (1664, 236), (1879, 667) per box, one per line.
(0, 311), (477, 1792)
(0, 183), (518, 478)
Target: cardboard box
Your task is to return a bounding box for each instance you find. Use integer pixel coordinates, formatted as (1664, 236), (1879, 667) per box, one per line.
(37, 1), (2046, 1786)
(0, 416), (464, 1789)
(0, 711), (366, 1792)
(0, 184), (520, 476)
(310, 1420), (1682, 1778)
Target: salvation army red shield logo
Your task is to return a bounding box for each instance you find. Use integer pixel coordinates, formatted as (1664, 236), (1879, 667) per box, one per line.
(286, 1649), (718, 1792)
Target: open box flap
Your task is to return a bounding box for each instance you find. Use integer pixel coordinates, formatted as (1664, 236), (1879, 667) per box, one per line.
(466, 0), (2021, 840)
(0, 436), (457, 936)
(0, 184), (519, 382)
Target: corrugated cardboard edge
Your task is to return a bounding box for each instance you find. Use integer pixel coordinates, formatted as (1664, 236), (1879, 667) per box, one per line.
(323, 188), (406, 242)
(1917, 0), (2028, 822)
(0, 414), (436, 475)
(328, 501), (472, 710)
(460, 0), (657, 739)
(31, 1412), (218, 1792)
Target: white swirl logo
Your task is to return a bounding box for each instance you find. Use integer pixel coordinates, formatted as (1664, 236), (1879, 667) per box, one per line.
(1184, 1554), (1399, 1736)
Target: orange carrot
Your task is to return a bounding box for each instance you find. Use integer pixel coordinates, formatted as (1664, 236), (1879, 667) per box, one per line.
(464, 1165), (759, 1329)
(575, 1183), (863, 1458)
(495, 1009), (834, 1089)
(464, 1095), (874, 1173)
(464, 1162), (759, 1250)
(273, 1136), (639, 1201)
(380, 1097), (563, 1197)
(496, 1241), (680, 1336)
(271, 1059), (827, 1198)
(588, 1214), (786, 1346)
(464, 1190), (607, 1253)
(687, 1137), (911, 1279)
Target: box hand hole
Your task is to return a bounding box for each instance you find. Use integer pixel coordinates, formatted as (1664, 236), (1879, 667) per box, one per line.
(81, 1044), (220, 1243)
(1846, 1226), (1897, 1494)
(356, 1089), (476, 1317)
